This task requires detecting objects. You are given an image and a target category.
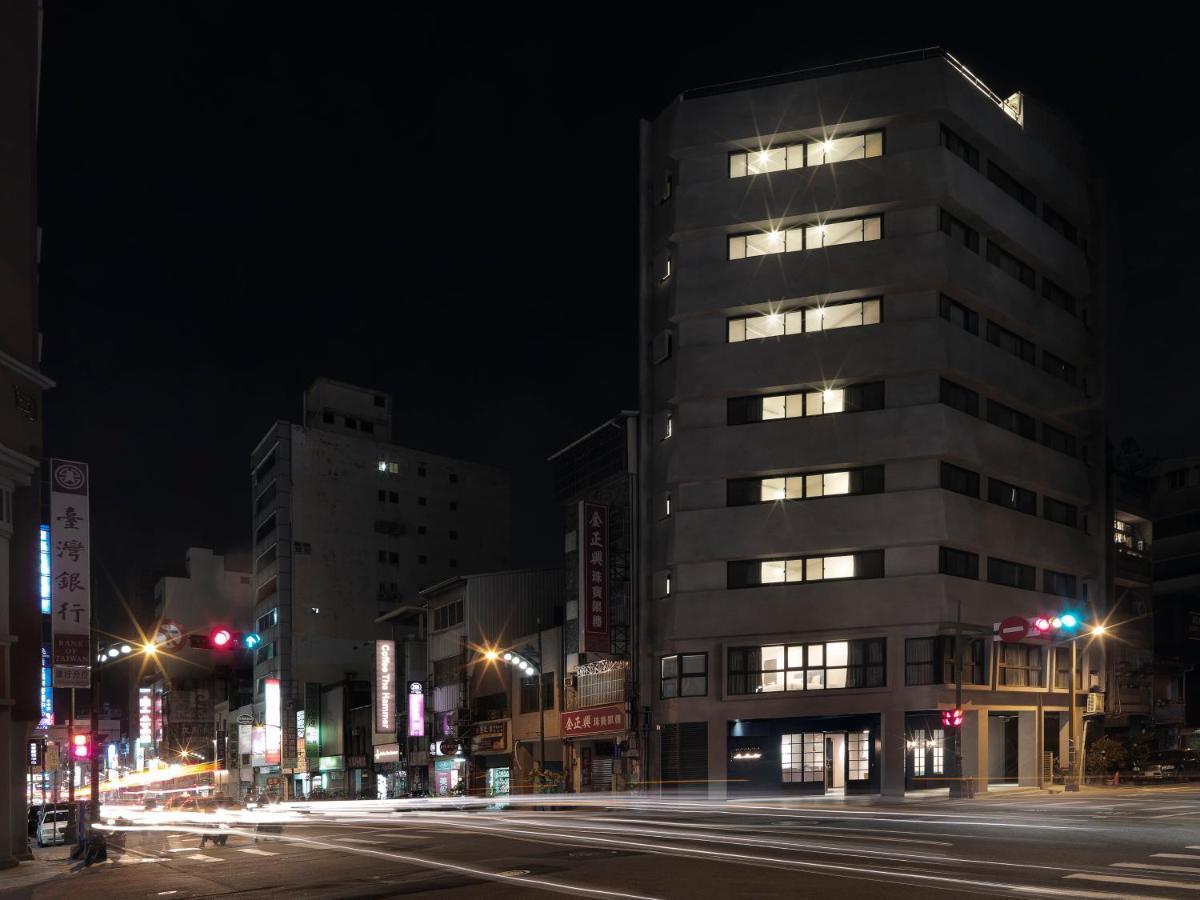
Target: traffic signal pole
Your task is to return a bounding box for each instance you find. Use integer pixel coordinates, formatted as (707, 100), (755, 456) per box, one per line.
(1066, 638), (1079, 792)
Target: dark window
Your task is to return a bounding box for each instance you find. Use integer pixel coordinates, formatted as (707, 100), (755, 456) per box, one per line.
(322, 411), (334, 424)
(906, 637), (983, 686)
(1042, 351), (1077, 386)
(987, 478), (1037, 515)
(378, 550), (386, 562)
(345, 417), (357, 430)
(986, 321), (1036, 364)
(999, 643), (1043, 687)
(1155, 510), (1200, 540)
(449, 530), (458, 540)
(374, 395), (386, 407)
(449, 473), (458, 483)
(388, 551), (399, 564)
(940, 125), (979, 169)
(845, 382), (885, 411)
(388, 491), (399, 503)
(418, 466), (427, 477)
(255, 514), (277, 545)
(1041, 279), (1076, 315)
(1044, 496), (1078, 528)
(987, 241), (1036, 289)
(449, 502), (458, 511)
(417, 496), (427, 506)
(256, 608), (278, 632)
(255, 577), (278, 604)
(449, 559), (458, 568)
(939, 294), (978, 335)
(940, 209), (979, 253)
(940, 379), (979, 417)
(987, 557), (1036, 590)
(987, 160), (1037, 212)
(418, 555), (427, 564)
(417, 525), (426, 536)
(1166, 468), (1190, 491)
(987, 399), (1036, 440)
(1043, 570), (1077, 599)
(1042, 204), (1078, 244)
(940, 547), (979, 579)
(520, 673), (555, 712)
(361, 421), (374, 434)
(377, 489), (385, 502)
(660, 653), (708, 699)
(940, 462), (980, 498)
(1041, 424), (1077, 458)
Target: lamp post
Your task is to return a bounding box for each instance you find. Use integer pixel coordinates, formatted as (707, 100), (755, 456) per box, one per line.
(494, 630), (547, 777)
(1060, 624), (1106, 792)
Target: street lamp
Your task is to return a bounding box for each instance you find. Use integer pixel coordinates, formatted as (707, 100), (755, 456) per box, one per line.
(493, 623), (547, 775)
(1053, 622), (1107, 792)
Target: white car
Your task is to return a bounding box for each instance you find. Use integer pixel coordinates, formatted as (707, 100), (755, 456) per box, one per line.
(36, 809), (71, 847)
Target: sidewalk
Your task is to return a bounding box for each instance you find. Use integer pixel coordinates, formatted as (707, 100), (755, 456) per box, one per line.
(0, 843), (75, 896)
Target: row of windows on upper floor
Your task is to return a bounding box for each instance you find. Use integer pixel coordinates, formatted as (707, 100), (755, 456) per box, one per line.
(939, 294), (1080, 388)
(657, 378), (1081, 461)
(722, 462), (1081, 530)
(378, 460), (459, 482)
(659, 637), (1081, 700)
(939, 209), (1082, 319)
(722, 294), (1080, 391)
(722, 546), (1081, 599)
(727, 131), (885, 178)
(717, 123), (1080, 249)
(940, 124), (1083, 248)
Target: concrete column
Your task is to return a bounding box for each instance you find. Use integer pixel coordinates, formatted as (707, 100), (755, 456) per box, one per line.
(0, 710), (15, 869)
(1059, 715), (1071, 776)
(961, 708), (989, 794)
(1017, 710), (1039, 787)
(707, 719), (726, 799)
(881, 708), (906, 797)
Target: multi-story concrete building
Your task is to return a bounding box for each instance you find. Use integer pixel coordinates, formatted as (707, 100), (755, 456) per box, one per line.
(549, 413), (643, 791)
(1148, 457), (1200, 732)
(248, 378), (511, 797)
(638, 49), (1108, 796)
(0, 0), (50, 865)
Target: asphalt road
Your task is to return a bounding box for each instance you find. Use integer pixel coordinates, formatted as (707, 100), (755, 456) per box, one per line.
(11, 786), (1200, 899)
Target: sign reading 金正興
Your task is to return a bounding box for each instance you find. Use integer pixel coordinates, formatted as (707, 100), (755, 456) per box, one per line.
(50, 459), (91, 674)
(579, 502), (609, 653)
(559, 703), (627, 738)
(376, 640), (395, 733)
(407, 681), (425, 738)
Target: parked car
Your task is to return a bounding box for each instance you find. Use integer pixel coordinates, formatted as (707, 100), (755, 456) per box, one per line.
(36, 808), (73, 847)
(1132, 749), (1200, 782)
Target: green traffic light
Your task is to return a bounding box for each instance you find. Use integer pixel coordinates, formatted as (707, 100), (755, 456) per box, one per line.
(243, 632), (262, 649)
(1060, 612), (1079, 629)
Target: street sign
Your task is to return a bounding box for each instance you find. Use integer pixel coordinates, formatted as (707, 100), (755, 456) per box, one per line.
(237, 714), (253, 726)
(53, 665), (90, 688)
(155, 619), (184, 652)
(997, 616), (1029, 643)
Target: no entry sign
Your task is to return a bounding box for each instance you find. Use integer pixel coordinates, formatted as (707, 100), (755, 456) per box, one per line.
(998, 616), (1029, 643)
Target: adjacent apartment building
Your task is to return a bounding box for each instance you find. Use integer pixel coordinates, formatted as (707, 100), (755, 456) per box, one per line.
(249, 378), (511, 797)
(638, 49), (1108, 796)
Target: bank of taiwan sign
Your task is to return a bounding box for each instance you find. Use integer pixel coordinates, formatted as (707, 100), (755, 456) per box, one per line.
(580, 502), (609, 653)
(50, 459), (91, 681)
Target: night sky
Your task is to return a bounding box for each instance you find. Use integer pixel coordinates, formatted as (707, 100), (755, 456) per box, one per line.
(36, 7), (1195, 627)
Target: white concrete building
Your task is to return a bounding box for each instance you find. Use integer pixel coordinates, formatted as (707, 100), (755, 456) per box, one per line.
(638, 49), (1109, 796)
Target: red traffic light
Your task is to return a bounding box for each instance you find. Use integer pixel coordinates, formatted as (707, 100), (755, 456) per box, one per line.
(210, 627), (233, 648)
(941, 709), (964, 728)
(1033, 616), (1052, 633)
(71, 732), (91, 759)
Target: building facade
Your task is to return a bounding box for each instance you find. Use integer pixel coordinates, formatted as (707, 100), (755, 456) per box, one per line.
(0, 0), (49, 866)
(248, 378), (511, 797)
(638, 49), (1108, 796)
(419, 568), (562, 796)
(549, 413), (643, 791)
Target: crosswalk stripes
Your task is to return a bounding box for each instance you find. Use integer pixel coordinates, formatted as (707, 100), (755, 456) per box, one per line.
(235, 847), (277, 856)
(186, 854), (222, 862)
(1063, 844), (1200, 894)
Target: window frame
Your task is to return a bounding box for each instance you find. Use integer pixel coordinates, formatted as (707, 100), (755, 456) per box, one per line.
(727, 130), (884, 178)
(727, 550), (884, 589)
(939, 546), (979, 580)
(727, 638), (886, 696)
(659, 653), (708, 700)
(726, 297), (882, 343)
(727, 215), (883, 260)
(939, 294), (978, 335)
(987, 477), (1038, 516)
(727, 465), (884, 506)
(940, 461), (980, 498)
(986, 556), (1037, 591)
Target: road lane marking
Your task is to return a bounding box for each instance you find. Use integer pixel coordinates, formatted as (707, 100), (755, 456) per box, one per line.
(186, 854), (222, 862)
(1066, 873), (1200, 890)
(1155, 853), (1200, 860)
(335, 837), (383, 844)
(1115, 862), (1200, 873)
(235, 847), (276, 856)
(166, 847), (197, 852)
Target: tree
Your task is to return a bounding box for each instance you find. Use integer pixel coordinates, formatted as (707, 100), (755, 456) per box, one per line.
(1086, 736), (1127, 776)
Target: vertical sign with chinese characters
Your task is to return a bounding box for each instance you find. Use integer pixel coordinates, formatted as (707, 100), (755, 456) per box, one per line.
(579, 502), (609, 652)
(376, 640), (395, 733)
(50, 459), (91, 680)
(296, 710), (307, 771)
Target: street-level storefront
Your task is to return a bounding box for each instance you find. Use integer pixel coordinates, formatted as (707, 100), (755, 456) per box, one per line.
(904, 711), (958, 791)
(373, 743), (405, 799)
(561, 703), (630, 792)
(726, 714), (881, 795)
(470, 719), (511, 797)
(433, 756), (466, 795)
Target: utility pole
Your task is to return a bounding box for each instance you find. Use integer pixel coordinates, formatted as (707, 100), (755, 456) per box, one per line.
(1067, 638), (1079, 792)
(537, 619), (545, 769)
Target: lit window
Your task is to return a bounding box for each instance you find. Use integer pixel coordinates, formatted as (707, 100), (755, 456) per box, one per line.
(728, 216), (881, 260)
(729, 131), (882, 180)
(729, 639), (886, 695)
(729, 300), (880, 344)
(377, 461), (387, 472)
